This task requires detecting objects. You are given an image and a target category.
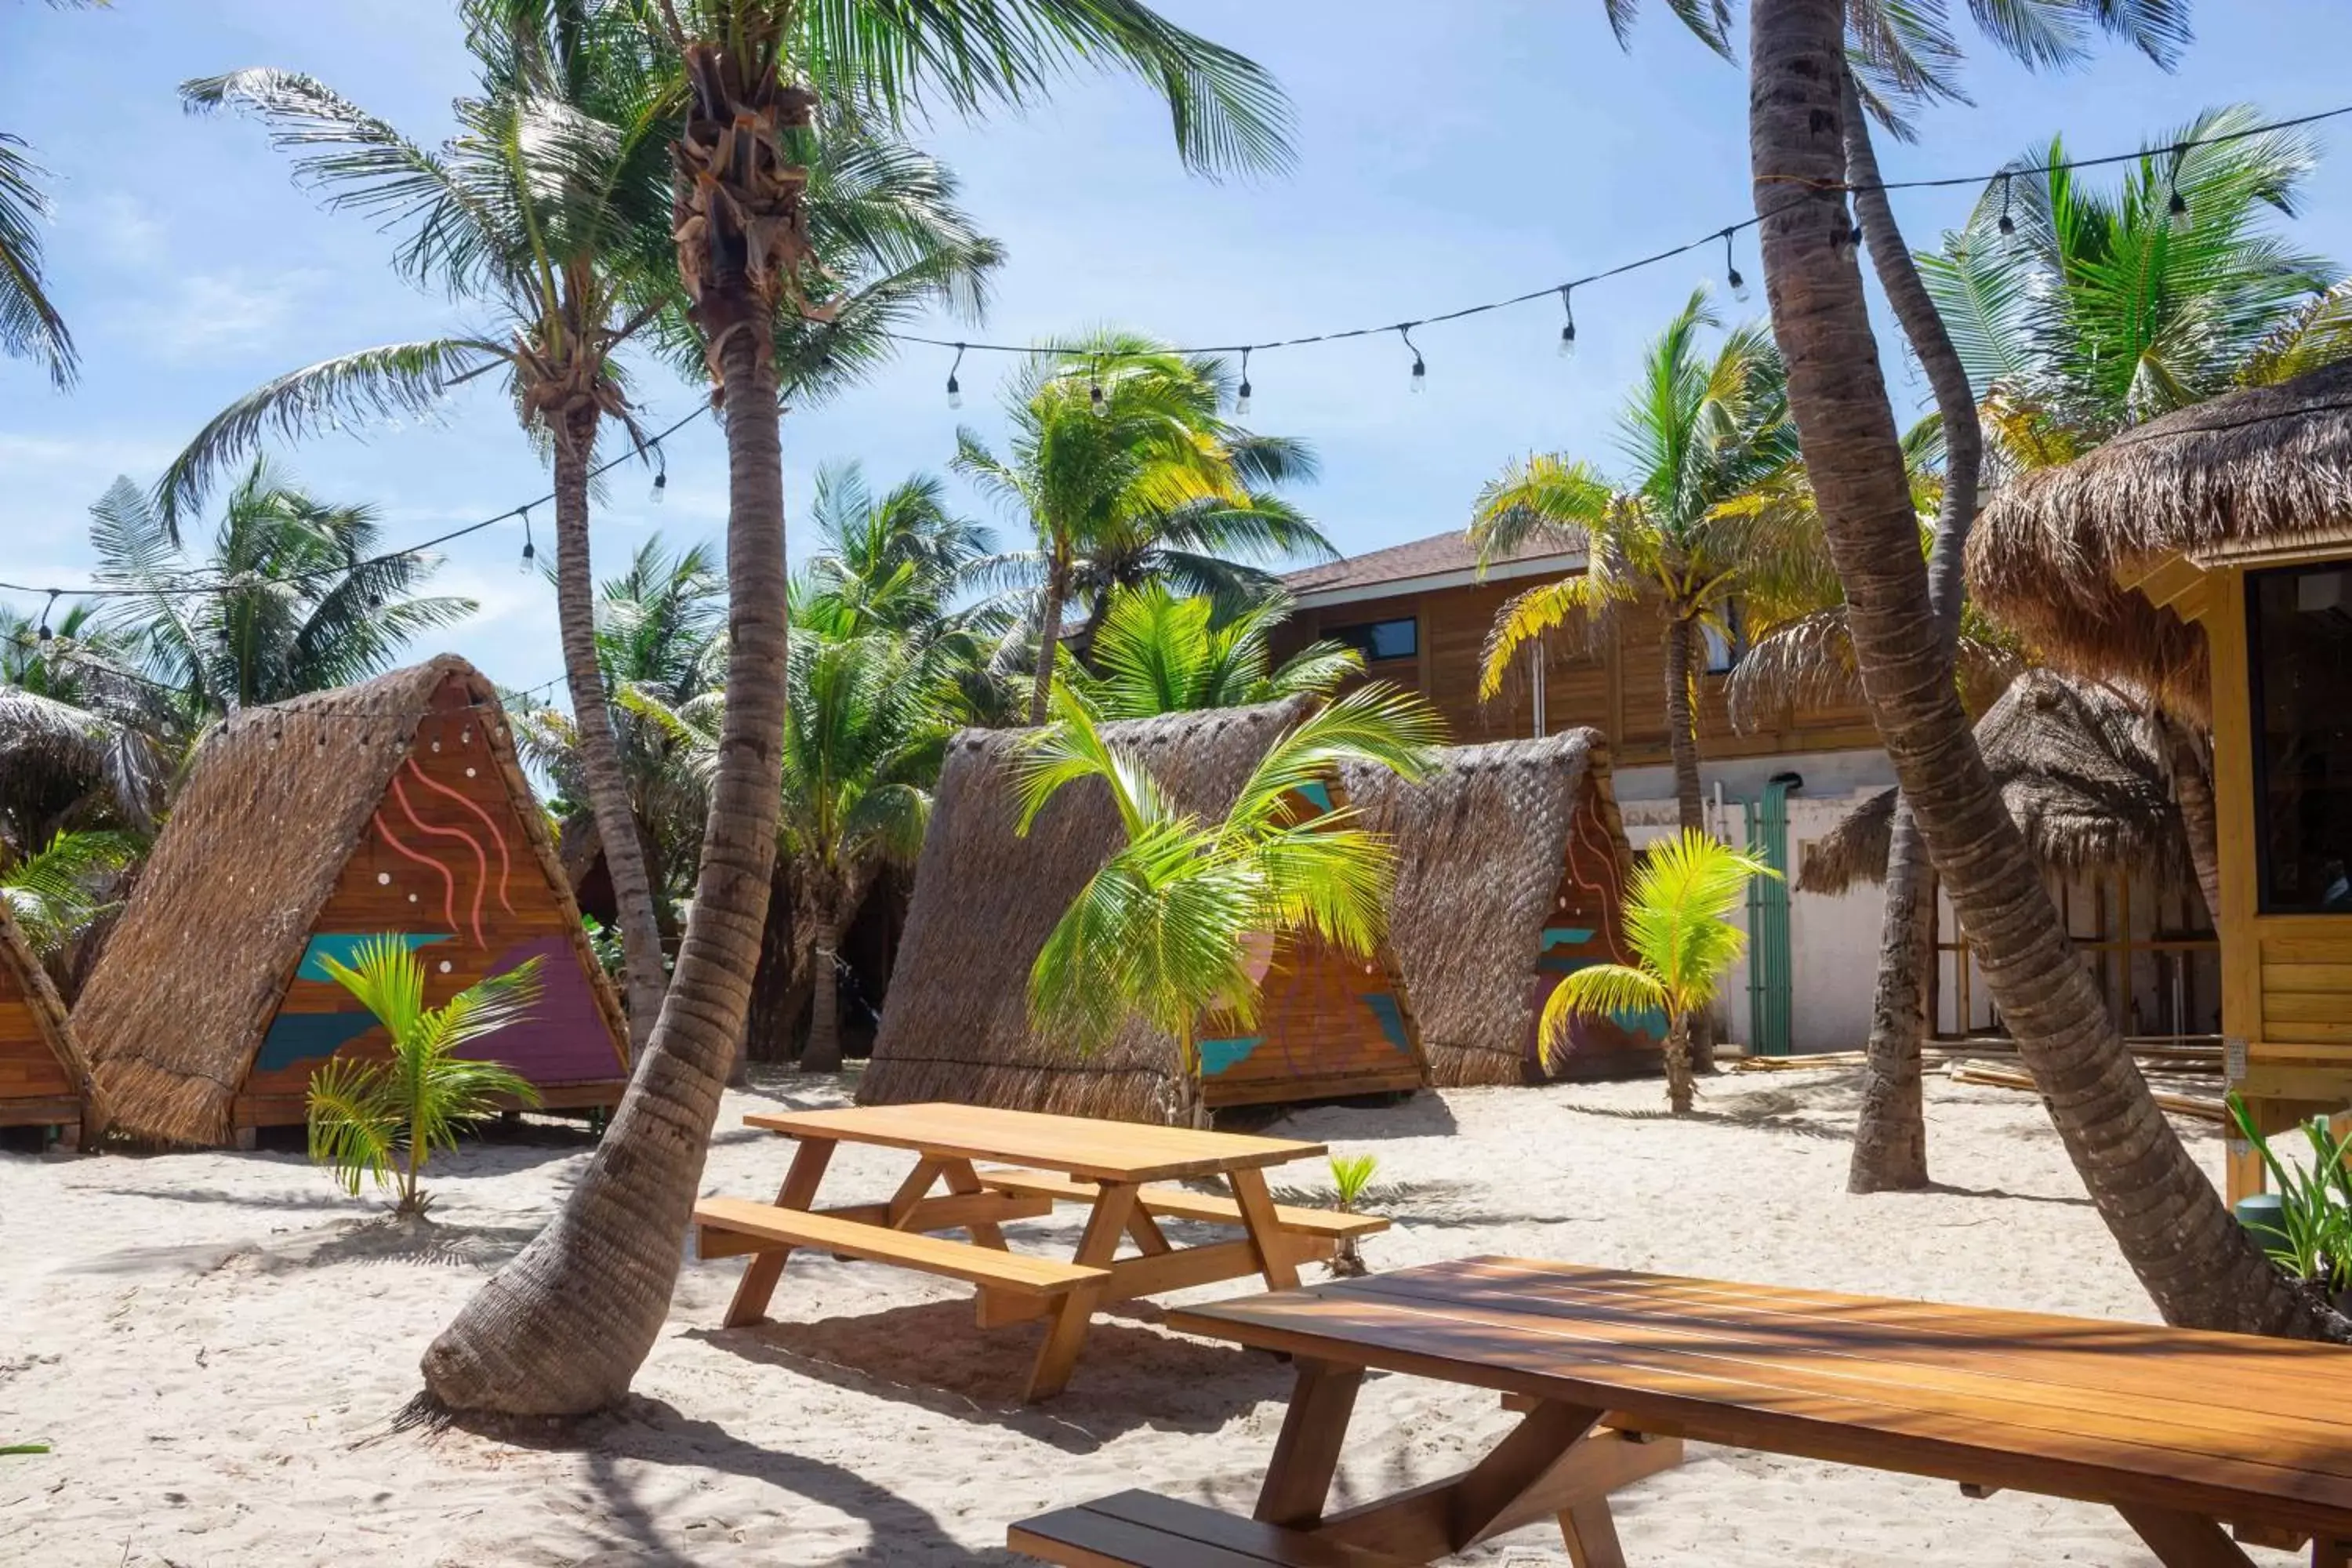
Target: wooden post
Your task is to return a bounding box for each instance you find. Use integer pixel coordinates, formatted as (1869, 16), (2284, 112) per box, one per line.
(1254, 1359), (1365, 1528)
(721, 1136), (836, 1328)
(1023, 1181), (1136, 1401)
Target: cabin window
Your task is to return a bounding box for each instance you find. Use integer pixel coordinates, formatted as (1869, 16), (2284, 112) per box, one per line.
(2249, 563), (2352, 914)
(1327, 615), (1417, 663)
(1702, 601), (1747, 674)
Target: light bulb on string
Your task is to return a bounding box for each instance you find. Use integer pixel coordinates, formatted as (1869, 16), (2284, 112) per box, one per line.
(1236, 347), (1254, 416)
(1089, 358), (1109, 418)
(2167, 143), (2190, 221)
(518, 506), (536, 572)
(36, 590), (57, 643)
(946, 342), (966, 410)
(650, 452), (668, 506)
(1722, 229), (1750, 303)
(1399, 323), (1425, 394)
(1996, 171), (2017, 237)
(1556, 285), (1577, 360)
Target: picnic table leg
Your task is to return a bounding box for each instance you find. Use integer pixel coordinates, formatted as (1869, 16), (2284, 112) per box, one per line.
(1229, 1167), (1301, 1291)
(2315, 1538), (2350, 1568)
(2117, 1504), (2259, 1568)
(1024, 1181), (1138, 1402)
(1558, 1497), (1628, 1568)
(935, 1156), (1010, 1249)
(1254, 1358), (1366, 1529)
(721, 1136), (836, 1329)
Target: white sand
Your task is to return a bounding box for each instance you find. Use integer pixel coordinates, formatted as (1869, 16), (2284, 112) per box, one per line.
(0, 1067), (2281, 1566)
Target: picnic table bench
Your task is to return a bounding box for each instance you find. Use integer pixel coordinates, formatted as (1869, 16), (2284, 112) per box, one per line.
(694, 1102), (1385, 1401)
(1011, 1255), (2352, 1566)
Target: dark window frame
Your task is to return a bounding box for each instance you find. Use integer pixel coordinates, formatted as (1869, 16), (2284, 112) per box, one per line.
(1327, 614), (1418, 664)
(2247, 561), (2352, 916)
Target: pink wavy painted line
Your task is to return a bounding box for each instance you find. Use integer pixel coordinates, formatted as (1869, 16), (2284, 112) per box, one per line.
(391, 773), (488, 949)
(402, 757), (514, 915)
(1566, 801), (1634, 967)
(374, 808), (459, 937)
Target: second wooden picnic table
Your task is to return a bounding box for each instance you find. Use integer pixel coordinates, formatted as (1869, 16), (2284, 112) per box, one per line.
(694, 1102), (1386, 1400)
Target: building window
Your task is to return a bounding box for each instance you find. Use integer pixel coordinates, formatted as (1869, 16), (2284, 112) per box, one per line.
(2249, 563), (2352, 913)
(1327, 615), (1417, 663)
(1701, 601), (1747, 674)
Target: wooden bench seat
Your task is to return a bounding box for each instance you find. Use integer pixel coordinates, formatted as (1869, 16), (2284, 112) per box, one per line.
(1010, 1490), (1412, 1568)
(692, 1199), (1107, 1296)
(977, 1168), (1390, 1240)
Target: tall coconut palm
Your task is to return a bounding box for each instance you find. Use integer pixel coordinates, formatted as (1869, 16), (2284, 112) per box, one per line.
(1472, 288), (1828, 836)
(1745, 0), (2333, 1340)
(1017, 682), (1439, 1125)
(1071, 584), (1362, 720)
(955, 329), (1324, 724)
(419, 0), (1290, 1419)
(0, 0), (111, 387)
(800, 460), (994, 641)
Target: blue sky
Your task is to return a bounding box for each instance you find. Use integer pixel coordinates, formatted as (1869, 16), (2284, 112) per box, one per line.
(5, 1), (2350, 700)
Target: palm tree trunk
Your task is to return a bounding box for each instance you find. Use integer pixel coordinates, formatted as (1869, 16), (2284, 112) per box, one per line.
(1028, 562), (1068, 726)
(1662, 1011), (1694, 1116)
(1748, 0), (2335, 1338)
(2158, 713), (2224, 920)
(801, 907), (844, 1073)
(420, 318), (794, 1414)
(1662, 616), (1706, 835)
(553, 410), (670, 1052)
(1840, 68), (1985, 1194)
(743, 861), (810, 1062)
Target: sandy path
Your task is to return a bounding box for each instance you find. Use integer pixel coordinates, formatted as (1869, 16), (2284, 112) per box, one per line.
(0, 1068), (2276, 1566)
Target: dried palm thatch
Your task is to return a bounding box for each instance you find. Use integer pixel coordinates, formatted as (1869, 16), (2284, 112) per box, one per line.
(858, 699), (1322, 1123)
(79, 655), (625, 1147)
(1341, 729), (1638, 1087)
(1968, 361), (2352, 720)
(0, 895), (100, 1127)
(1798, 670), (2191, 896)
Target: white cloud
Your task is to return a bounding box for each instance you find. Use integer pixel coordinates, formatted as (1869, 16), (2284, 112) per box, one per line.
(121, 269), (332, 360)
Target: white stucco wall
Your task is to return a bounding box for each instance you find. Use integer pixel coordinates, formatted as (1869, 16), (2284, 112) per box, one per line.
(1614, 748), (1896, 1056)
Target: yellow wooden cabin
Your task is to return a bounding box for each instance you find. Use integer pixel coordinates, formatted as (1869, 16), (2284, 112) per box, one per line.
(1971, 362), (2352, 1200)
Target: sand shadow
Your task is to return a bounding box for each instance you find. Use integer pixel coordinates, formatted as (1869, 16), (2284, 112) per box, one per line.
(1556, 1099), (1853, 1142)
(685, 1298), (1291, 1452)
(1239, 1091), (1462, 1143)
(1918, 1181), (2094, 1209)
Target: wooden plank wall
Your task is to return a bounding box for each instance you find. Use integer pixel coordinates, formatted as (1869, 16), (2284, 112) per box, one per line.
(1529, 782), (1667, 1081)
(233, 676), (630, 1129)
(1198, 932), (1424, 1109)
(1279, 578), (1880, 762)
(0, 958), (71, 1119)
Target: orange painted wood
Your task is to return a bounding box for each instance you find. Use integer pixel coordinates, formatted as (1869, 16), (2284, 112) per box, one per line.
(975, 1167), (1389, 1239)
(695, 1198), (1107, 1295)
(0, 961), (68, 1103)
(1010, 1490), (1413, 1567)
(744, 1103), (1325, 1183)
(1170, 1258), (2352, 1540)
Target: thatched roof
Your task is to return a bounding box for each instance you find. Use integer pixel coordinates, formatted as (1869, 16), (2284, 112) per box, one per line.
(1341, 729), (1629, 1087)
(80, 655), (622, 1146)
(858, 699), (1318, 1123)
(1798, 670), (2190, 896)
(1969, 361), (2352, 718)
(0, 898), (97, 1120)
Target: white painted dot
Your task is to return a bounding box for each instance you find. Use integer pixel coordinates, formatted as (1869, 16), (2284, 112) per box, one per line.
(431, 741), (441, 753)
(376, 872), (391, 885)
(438, 960), (452, 974)
(407, 894), (418, 904)
(464, 767), (477, 778)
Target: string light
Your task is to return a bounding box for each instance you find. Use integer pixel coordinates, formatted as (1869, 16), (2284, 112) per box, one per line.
(946, 342), (966, 409)
(1722, 228), (1750, 303)
(1556, 286), (1577, 360)
(2167, 146), (2190, 220)
(1089, 358), (1109, 417)
(1236, 347), (1253, 415)
(649, 448), (668, 506)
(1399, 324), (1425, 394)
(518, 506), (535, 572)
(36, 590), (57, 643)
(1996, 172), (2016, 237)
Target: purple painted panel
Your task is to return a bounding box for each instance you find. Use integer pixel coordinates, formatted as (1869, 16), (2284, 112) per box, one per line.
(468, 935), (625, 1085)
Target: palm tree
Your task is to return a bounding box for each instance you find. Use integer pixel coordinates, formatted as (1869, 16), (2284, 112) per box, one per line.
(778, 626), (946, 1073)
(1016, 683), (1439, 1125)
(0, 828), (137, 965)
(800, 460), (994, 641)
(955, 329), (1326, 724)
(1, 608), (176, 851)
(419, 0), (1290, 1420)
(92, 460), (475, 717)
(0, 0), (111, 387)
(1071, 584), (1362, 720)
(1471, 288), (1828, 836)
(1745, 0), (2332, 1339)
(1543, 829), (1773, 1114)
(306, 936), (544, 1218)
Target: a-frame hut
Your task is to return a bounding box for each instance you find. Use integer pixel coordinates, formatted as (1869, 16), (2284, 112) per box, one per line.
(858, 699), (1427, 1124)
(0, 901), (96, 1147)
(1341, 729), (1661, 1085)
(81, 655), (630, 1147)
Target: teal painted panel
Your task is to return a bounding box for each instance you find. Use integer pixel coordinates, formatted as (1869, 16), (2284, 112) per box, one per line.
(297, 932), (450, 983)
(1541, 927), (1597, 950)
(1199, 1036), (1265, 1076)
(1294, 781), (1333, 812)
(1360, 993), (1411, 1052)
(253, 1011), (380, 1073)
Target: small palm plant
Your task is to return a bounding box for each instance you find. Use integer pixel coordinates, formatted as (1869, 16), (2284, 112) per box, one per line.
(306, 936), (544, 1218)
(1327, 1152), (1381, 1278)
(1016, 684), (1441, 1125)
(1541, 829), (1774, 1115)
(2225, 1094), (2352, 1301)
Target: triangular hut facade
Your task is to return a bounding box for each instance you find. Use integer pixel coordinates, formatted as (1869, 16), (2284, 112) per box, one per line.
(81, 655), (630, 1147)
(0, 901), (94, 1145)
(858, 699), (1426, 1123)
(1341, 728), (1661, 1086)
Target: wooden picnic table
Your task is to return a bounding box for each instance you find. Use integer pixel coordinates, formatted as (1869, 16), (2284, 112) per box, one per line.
(1023, 1255), (2352, 1566)
(695, 1102), (1385, 1401)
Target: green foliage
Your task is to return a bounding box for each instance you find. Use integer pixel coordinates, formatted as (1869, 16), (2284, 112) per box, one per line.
(583, 915), (626, 980)
(0, 829), (137, 956)
(306, 935), (544, 1215)
(0, 130), (74, 387)
(0, 1443), (51, 1457)
(1328, 1152), (1380, 1210)
(1016, 684), (1439, 1090)
(1071, 584), (1363, 719)
(2226, 1094), (2352, 1293)
(1541, 829), (1773, 1070)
